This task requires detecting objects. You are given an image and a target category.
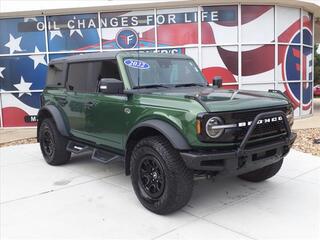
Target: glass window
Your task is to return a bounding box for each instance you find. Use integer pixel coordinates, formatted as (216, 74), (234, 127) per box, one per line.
(124, 58), (206, 88)
(0, 55), (47, 91)
(89, 60), (121, 92)
(46, 63), (66, 87)
(301, 81), (312, 116)
(157, 8), (198, 47)
(67, 62), (89, 92)
(241, 44), (275, 83)
(1, 92), (41, 127)
(0, 16), (46, 54)
(303, 11), (313, 46)
(278, 44), (301, 81)
(241, 5), (274, 43)
(101, 10), (155, 50)
(277, 6), (300, 44)
(201, 46), (238, 84)
(201, 5), (238, 45)
(47, 13), (100, 52)
(303, 46), (313, 81)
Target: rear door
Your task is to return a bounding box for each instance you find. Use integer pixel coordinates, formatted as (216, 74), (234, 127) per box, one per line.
(64, 62), (89, 139)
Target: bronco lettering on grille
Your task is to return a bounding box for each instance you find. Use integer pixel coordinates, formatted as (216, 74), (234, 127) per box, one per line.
(237, 116), (283, 127)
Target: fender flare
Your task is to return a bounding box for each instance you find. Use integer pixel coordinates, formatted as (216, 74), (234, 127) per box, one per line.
(127, 119), (191, 151)
(37, 105), (69, 137)
(124, 119), (191, 175)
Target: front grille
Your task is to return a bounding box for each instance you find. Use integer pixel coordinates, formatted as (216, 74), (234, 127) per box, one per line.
(237, 120), (286, 141)
(199, 105), (290, 144)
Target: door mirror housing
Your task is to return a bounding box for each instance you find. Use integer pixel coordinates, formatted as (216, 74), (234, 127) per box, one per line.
(212, 76), (223, 88)
(99, 78), (124, 94)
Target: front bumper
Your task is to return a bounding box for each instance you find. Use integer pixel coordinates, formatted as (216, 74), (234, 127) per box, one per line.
(181, 110), (297, 176)
(181, 132), (296, 176)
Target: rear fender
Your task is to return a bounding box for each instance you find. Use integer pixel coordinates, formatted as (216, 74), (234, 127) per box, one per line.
(37, 105), (69, 140)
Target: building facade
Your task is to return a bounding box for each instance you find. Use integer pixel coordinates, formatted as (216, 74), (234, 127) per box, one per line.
(0, 2), (317, 127)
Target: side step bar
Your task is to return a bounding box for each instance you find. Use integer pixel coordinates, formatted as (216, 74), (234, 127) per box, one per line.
(66, 140), (122, 164)
(66, 141), (90, 154)
(92, 149), (122, 164)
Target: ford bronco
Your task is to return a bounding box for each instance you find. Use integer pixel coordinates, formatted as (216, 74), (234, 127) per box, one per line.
(38, 52), (296, 214)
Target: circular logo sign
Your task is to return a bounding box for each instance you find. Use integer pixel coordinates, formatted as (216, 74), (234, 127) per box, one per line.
(116, 28), (138, 49)
(282, 27), (312, 110)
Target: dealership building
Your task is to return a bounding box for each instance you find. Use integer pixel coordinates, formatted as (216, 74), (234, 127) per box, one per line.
(0, 0), (319, 127)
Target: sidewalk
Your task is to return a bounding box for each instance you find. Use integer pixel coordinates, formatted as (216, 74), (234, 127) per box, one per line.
(1, 144), (319, 239)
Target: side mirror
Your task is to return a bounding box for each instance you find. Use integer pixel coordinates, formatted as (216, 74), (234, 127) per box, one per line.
(99, 78), (124, 94)
(212, 76), (223, 88)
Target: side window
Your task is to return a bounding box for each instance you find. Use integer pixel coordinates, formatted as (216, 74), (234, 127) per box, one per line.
(67, 62), (89, 92)
(46, 63), (65, 87)
(88, 60), (121, 93)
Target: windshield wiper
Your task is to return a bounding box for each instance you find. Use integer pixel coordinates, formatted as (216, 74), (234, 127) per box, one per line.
(173, 83), (206, 88)
(132, 84), (169, 89)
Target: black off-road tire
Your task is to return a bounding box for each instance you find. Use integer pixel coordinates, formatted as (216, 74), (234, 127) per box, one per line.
(39, 118), (71, 166)
(238, 159), (283, 182)
(130, 135), (193, 215)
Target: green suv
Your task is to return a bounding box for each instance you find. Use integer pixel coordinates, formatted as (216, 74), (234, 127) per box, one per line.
(37, 52), (296, 214)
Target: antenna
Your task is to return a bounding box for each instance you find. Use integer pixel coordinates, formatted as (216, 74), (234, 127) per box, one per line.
(137, 30), (140, 88)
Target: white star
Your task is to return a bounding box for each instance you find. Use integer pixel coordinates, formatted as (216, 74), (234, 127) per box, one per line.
(70, 29), (83, 38)
(28, 47), (47, 69)
(0, 67), (5, 78)
(14, 77), (32, 97)
(4, 34), (22, 54)
(50, 30), (62, 40)
(24, 17), (37, 22)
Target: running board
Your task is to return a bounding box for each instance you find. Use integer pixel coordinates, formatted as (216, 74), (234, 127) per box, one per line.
(66, 141), (91, 154)
(91, 149), (122, 164)
(67, 140), (122, 164)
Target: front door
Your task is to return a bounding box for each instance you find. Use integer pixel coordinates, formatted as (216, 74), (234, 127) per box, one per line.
(84, 94), (127, 150)
(82, 60), (127, 151)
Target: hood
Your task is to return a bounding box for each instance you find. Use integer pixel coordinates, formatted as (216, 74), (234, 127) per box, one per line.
(139, 86), (290, 112)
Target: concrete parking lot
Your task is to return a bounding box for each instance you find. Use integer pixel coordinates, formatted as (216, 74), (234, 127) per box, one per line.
(1, 143), (319, 239)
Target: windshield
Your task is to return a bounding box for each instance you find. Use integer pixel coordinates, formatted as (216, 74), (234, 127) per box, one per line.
(123, 57), (207, 89)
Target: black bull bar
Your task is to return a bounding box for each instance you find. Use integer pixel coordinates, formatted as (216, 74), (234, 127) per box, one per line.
(181, 110), (297, 174)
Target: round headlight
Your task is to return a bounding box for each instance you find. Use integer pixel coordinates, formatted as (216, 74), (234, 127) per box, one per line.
(286, 109), (294, 126)
(206, 117), (224, 138)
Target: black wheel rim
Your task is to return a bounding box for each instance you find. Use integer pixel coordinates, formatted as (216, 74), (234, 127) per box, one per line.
(138, 156), (165, 199)
(42, 126), (55, 157)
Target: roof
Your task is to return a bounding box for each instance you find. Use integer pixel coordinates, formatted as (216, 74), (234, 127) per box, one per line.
(49, 51), (192, 65)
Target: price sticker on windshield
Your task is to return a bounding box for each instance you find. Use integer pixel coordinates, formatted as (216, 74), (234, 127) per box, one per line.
(124, 59), (150, 70)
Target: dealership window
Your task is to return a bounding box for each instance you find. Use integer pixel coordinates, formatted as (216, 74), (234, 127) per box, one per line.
(156, 7), (198, 47)
(241, 44), (275, 84)
(201, 5), (238, 45)
(201, 46), (238, 87)
(101, 10), (155, 50)
(0, 5), (316, 127)
(0, 16), (46, 54)
(277, 6), (300, 44)
(241, 5), (274, 43)
(47, 13), (99, 52)
(303, 10), (313, 46)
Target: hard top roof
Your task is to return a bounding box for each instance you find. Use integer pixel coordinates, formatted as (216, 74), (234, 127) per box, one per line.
(49, 51), (192, 66)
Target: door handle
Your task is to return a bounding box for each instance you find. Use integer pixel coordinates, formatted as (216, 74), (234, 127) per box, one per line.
(85, 101), (96, 109)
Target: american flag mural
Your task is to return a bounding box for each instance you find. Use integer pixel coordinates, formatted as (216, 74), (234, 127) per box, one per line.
(0, 5), (314, 127)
